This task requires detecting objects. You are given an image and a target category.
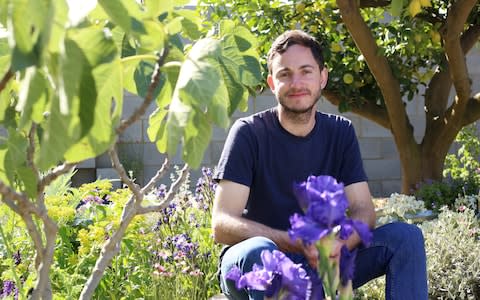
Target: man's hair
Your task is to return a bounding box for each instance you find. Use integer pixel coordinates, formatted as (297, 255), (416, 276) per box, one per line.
(267, 30), (325, 74)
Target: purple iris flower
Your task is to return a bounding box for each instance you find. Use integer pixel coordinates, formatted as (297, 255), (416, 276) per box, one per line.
(339, 246), (357, 286)
(226, 250), (312, 299)
(290, 175), (372, 247)
(289, 175), (373, 293)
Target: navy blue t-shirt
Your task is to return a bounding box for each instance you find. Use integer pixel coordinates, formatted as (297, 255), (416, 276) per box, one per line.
(214, 108), (368, 231)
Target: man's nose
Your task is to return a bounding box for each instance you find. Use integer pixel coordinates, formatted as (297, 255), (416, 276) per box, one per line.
(290, 74), (304, 87)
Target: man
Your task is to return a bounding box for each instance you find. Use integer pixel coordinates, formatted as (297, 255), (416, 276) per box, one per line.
(212, 30), (428, 299)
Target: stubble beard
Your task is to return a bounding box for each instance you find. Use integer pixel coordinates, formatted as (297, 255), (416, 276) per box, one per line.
(278, 88), (322, 123)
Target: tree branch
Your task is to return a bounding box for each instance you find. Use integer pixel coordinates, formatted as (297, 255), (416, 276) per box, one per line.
(336, 0), (415, 146)
(440, 1), (477, 144)
(141, 157), (170, 194)
(322, 90), (390, 129)
(80, 48), (172, 300)
(39, 163), (77, 194)
(461, 24), (480, 53)
(358, 0), (390, 8)
(0, 68), (13, 93)
(138, 164), (189, 215)
(461, 93), (480, 126)
(116, 47), (169, 135)
(108, 146), (142, 200)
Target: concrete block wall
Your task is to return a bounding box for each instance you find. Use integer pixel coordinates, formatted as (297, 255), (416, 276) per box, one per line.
(73, 47), (480, 197)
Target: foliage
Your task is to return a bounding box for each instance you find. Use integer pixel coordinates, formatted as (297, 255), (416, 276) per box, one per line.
(199, 0), (480, 192)
(0, 0), (262, 296)
(376, 193), (426, 225)
(444, 122), (480, 189)
(420, 207), (480, 299)
(356, 199), (480, 300)
(0, 168), (222, 299)
(416, 123), (480, 211)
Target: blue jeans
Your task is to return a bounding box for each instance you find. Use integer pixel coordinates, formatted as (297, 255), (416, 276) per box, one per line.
(219, 222), (428, 300)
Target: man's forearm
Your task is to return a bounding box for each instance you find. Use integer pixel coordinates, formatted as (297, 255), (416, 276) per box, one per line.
(212, 212), (299, 253)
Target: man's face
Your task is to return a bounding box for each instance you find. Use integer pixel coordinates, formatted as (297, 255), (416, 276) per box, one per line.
(267, 44), (328, 114)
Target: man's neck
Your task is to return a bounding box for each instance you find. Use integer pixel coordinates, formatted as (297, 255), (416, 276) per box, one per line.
(276, 105), (316, 137)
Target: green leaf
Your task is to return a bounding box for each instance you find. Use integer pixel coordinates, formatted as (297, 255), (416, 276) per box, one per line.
(64, 60), (122, 162)
(16, 67), (49, 129)
(136, 20), (165, 53)
(38, 94), (79, 169)
(68, 27), (117, 67)
(98, 0), (145, 35)
(156, 96), (192, 157)
(183, 111), (212, 168)
(390, 0), (406, 17)
(17, 166), (37, 198)
(144, 0), (173, 17)
(165, 17), (183, 35)
(173, 9), (202, 40)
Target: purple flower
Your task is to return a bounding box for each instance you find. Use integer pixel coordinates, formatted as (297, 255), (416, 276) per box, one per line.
(339, 246), (357, 286)
(226, 250), (312, 299)
(338, 219), (372, 246)
(1, 280), (18, 299)
(288, 214), (331, 245)
(12, 250), (21, 265)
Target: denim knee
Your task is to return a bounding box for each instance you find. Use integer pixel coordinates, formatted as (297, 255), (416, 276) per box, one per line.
(219, 237), (278, 299)
(385, 222), (426, 257)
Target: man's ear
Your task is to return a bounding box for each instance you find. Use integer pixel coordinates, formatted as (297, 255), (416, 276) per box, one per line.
(267, 74), (275, 92)
(320, 67), (328, 89)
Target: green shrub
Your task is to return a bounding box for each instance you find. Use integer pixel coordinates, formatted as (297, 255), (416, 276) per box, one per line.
(420, 207), (480, 299)
(415, 122), (480, 212)
(0, 167), (222, 300)
(357, 196), (480, 300)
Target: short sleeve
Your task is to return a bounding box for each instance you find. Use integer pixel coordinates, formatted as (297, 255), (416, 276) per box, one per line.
(213, 119), (257, 187)
(338, 123), (368, 186)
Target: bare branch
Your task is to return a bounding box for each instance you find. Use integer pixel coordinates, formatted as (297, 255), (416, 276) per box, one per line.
(27, 124), (40, 183)
(39, 163), (77, 193)
(116, 47), (169, 135)
(138, 164), (189, 215)
(108, 146), (142, 200)
(141, 157), (170, 194)
(31, 217), (57, 300)
(322, 90), (390, 129)
(0, 68), (13, 93)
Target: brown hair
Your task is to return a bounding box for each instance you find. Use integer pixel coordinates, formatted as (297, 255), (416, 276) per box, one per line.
(267, 30), (325, 74)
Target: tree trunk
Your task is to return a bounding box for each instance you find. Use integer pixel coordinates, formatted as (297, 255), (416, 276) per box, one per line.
(399, 135), (454, 194)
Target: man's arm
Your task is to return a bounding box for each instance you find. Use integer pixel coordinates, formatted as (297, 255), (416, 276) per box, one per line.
(342, 181), (376, 250)
(211, 179), (306, 255)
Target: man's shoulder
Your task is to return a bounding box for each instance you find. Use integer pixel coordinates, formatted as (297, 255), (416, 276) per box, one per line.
(316, 111), (353, 129)
(235, 107), (277, 128)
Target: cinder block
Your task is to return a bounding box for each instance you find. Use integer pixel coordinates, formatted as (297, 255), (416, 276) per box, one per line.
(382, 180), (402, 196)
(143, 143), (167, 166)
(95, 151), (112, 168)
(360, 118), (392, 138)
(77, 158), (96, 168)
(212, 125), (229, 142)
(368, 181), (383, 197)
(358, 138), (381, 159)
(210, 141), (226, 166)
(96, 168), (122, 189)
(380, 139), (399, 159)
(363, 159), (401, 180)
(119, 121), (143, 143)
(253, 93), (276, 113)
